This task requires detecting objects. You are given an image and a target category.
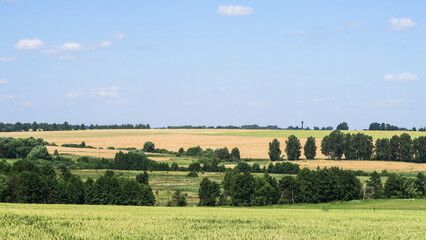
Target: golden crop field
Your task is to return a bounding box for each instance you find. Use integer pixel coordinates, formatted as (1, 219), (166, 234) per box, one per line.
(0, 200), (425, 239)
(2, 129), (425, 159)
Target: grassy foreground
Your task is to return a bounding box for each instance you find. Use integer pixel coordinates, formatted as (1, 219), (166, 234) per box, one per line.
(0, 200), (425, 239)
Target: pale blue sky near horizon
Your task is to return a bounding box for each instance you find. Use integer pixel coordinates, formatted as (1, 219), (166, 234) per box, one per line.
(0, 0), (425, 129)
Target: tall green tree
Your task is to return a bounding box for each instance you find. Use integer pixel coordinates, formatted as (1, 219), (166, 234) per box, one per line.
(336, 122), (349, 130)
(413, 136), (426, 163)
(230, 147), (241, 161)
(399, 133), (413, 162)
(321, 130), (345, 159)
(198, 177), (220, 206)
(268, 139), (282, 161)
(365, 171), (383, 199)
(285, 135), (301, 160)
(375, 138), (390, 161)
(303, 136), (317, 160)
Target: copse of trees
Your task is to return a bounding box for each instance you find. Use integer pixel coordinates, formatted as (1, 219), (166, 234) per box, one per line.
(320, 131), (423, 163)
(0, 160), (155, 206)
(368, 122), (406, 131)
(0, 122), (150, 132)
(336, 122), (349, 130)
(0, 137), (48, 159)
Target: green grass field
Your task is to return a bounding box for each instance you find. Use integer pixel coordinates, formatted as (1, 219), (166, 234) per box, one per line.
(0, 200), (425, 239)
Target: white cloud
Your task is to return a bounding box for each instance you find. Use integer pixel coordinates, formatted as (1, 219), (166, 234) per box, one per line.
(0, 56), (16, 62)
(384, 72), (418, 82)
(60, 43), (83, 51)
(292, 30), (305, 36)
(0, 95), (14, 101)
(0, 78), (8, 84)
(21, 101), (35, 107)
(113, 32), (125, 40)
(99, 41), (113, 48)
(67, 92), (86, 98)
(58, 55), (81, 61)
(67, 87), (126, 104)
(217, 5), (254, 16)
(15, 39), (45, 50)
(390, 18), (416, 31)
(91, 86), (119, 98)
(346, 22), (362, 28)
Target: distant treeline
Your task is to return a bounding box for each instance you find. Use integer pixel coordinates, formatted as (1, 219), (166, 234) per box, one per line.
(0, 160), (155, 205)
(0, 122), (150, 132)
(368, 122), (425, 131)
(166, 124), (335, 130)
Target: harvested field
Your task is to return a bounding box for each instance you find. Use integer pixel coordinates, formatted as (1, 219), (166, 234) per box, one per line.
(293, 160), (426, 172)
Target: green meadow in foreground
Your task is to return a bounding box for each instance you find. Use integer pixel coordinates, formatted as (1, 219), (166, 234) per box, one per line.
(0, 200), (425, 239)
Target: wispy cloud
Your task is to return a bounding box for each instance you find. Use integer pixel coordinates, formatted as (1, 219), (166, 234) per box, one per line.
(21, 101), (36, 107)
(15, 39), (45, 50)
(113, 32), (125, 40)
(384, 72), (418, 82)
(67, 87), (127, 104)
(0, 95), (14, 101)
(346, 22), (362, 28)
(217, 5), (254, 16)
(0, 78), (8, 84)
(0, 56), (16, 62)
(390, 18), (416, 31)
(99, 41), (113, 48)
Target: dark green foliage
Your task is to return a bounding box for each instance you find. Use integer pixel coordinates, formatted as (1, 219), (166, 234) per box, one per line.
(365, 171), (383, 199)
(61, 142), (95, 149)
(188, 162), (201, 172)
(415, 173), (426, 197)
(0, 122), (150, 132)
(187, 171), (199, 177)
(26, 145), (51, 160)
(186, 146), (203, 156)
(336, 122), (349, 130)
(303, 136), (317, 160)
(285, 135), (301, 160)
(375, 138), (390, 160)
(136, 171), (149, 184)
(343, 133), (374, 160)
(230, 147), (241, 160)
(176, 148), (184, 157)
(389, 135), (400, 161)
(266, 162), (300, 174)
(143, 141), (155, 152)
(171, 190), (187, 207)
(198, 177), (220, 206)
(230, 172), (256, 206)
(215, 147), (230, 161)
(252, 173), (279, 206)
(235, 162), (251, 172)
(321, 130), (345, 159)
(268, 139), (282, 161)
(413, 137), (426, 163)
(399, 133), (412, 162)
(0, 137), (48, 159)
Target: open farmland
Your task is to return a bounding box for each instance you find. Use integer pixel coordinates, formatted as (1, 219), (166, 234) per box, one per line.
(0, 200), (425, 239)
(1, 129), (425, 159)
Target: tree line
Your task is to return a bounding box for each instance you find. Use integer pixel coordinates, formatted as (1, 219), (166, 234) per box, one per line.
(267, 131), (426, 163)
(198, 168), (426, 207)
(0, 122), (150, 132)
(0, 160), (155, 205)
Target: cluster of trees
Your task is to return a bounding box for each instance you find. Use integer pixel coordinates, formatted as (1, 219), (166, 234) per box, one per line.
(167, 125), (281, 130)
(61, 141), (95, 149)
(0, 160), (155, 205)
(268, 136), (317, 161)
(320, 131), (426, 163)
(0, 122), (150, 132)
(198, 167), (363, 207)
(365, 172), (425, 199)
(0, 137), (48, 159)
(178, 145), (241, 162)
(368, 122), (407, 131)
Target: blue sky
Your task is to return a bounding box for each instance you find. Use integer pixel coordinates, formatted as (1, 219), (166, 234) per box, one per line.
(0, 0), (425, 129)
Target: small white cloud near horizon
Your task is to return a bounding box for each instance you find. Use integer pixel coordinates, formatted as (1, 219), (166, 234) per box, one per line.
(113, 32), (125, 40)
(390, 18), (416, 31)
(21, 101), (36, 107)
(99, 41), (113, 48)
(217, 5), (254, 16)
(346, 21), (362, 28)
(15, 39), (45, 50)
(384, 72), (418, 82)
(67, 87), (126, 104)
(0, 78), (8, 84)
(0, 56), (16, 62)
(60, 43), (83, 51)
(0, 95), (14, 101)
(292, 30), (305, 36)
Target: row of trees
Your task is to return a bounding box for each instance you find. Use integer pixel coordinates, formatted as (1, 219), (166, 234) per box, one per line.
(198, 168), (426, 207)
(0, 160), (155, 205)
(268, 136), (317, 161)
(0, 122), (150, 132)
(321, 131), (426, 163)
